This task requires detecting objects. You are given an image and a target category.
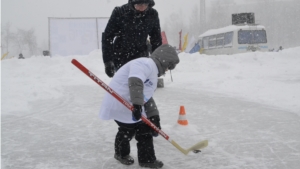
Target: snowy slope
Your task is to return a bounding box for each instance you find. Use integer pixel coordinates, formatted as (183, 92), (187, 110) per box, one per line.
(1, 48), (300, 169)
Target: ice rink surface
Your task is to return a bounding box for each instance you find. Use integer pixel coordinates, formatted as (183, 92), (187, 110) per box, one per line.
(2, 48), (300, 168)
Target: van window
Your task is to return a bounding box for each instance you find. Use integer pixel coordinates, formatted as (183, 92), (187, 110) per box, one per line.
(238, 30), (267, 44)
(209, 35), (216, 48)
(224, 32), (233, 47)
(216, 33), (224, 47)
(253, 30), (267, 43)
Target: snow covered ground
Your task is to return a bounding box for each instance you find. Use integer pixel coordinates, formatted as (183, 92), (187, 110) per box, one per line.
(1, 47), (300, 169)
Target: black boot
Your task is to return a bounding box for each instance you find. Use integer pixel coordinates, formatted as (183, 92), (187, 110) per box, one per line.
(114, 121), (136, 165)
(139, 160), (164, 168)
(114, 154), (134, 165)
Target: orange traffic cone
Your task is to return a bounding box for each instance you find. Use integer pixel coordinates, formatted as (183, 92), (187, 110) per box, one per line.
(177, 106), (188, 125)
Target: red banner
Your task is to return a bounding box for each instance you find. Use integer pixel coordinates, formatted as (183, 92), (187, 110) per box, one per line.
(161, 31), (168, 44)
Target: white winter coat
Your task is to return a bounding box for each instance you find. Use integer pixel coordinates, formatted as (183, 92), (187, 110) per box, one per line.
(99, 58), (158, 124)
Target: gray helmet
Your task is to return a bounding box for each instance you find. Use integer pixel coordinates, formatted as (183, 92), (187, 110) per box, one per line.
(150, 44), (180, 77)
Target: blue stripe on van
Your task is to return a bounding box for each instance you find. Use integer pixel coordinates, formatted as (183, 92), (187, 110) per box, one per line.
(238, 46), (268, 50)
(238, 46), (247, 50)
(259, 46), (268, 48)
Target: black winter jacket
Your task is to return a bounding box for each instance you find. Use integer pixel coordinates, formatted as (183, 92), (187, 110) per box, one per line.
(102, 0), (162, 70)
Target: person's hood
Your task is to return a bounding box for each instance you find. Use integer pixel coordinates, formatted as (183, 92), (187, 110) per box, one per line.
(150, 44), (180, 77)
(128, 0), (155, 9)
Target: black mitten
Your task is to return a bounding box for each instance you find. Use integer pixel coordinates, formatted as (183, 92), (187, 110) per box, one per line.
(149, 115), (161, 137)
(104, 61), (115, 78)
(132, 104), (142, 121)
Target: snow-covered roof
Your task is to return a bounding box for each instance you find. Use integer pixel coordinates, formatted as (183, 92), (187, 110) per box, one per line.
(199, 24), (266, 38)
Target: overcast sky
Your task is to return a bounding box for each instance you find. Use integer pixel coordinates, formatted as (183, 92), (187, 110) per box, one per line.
(2, 0), (298, 52)
(1, 0), (213, 48)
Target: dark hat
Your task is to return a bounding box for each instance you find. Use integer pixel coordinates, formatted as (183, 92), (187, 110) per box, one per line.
(129, 0), (155, 8)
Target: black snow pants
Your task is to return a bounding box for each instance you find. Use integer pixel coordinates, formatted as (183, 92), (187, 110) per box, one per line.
(114, 120), (156, 163)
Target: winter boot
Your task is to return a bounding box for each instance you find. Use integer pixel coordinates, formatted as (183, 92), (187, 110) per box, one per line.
(114, 154), (134, 165)
(139, 160), (164, 168)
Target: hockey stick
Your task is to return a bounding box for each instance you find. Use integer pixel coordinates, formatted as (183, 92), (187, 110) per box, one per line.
(71, 59), (208, 155)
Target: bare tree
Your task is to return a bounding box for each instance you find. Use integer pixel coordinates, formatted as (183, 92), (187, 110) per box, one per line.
(23, 28), (37, 55)
(13, 29), (25, 53)
(12, 28), (38, 56)
(1, 22), (13, 54)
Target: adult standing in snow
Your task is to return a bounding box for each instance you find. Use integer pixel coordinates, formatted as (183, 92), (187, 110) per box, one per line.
(99, 44), (179, 168)
(102, 0), (162, 78)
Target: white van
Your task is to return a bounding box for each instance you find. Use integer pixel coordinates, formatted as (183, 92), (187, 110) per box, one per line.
(198, 24), (269, 55)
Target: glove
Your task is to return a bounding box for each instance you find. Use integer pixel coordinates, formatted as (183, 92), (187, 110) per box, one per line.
(132, 104), (142, 121)
(149, 115), (161, 137)
(104, 61), (115, 78)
